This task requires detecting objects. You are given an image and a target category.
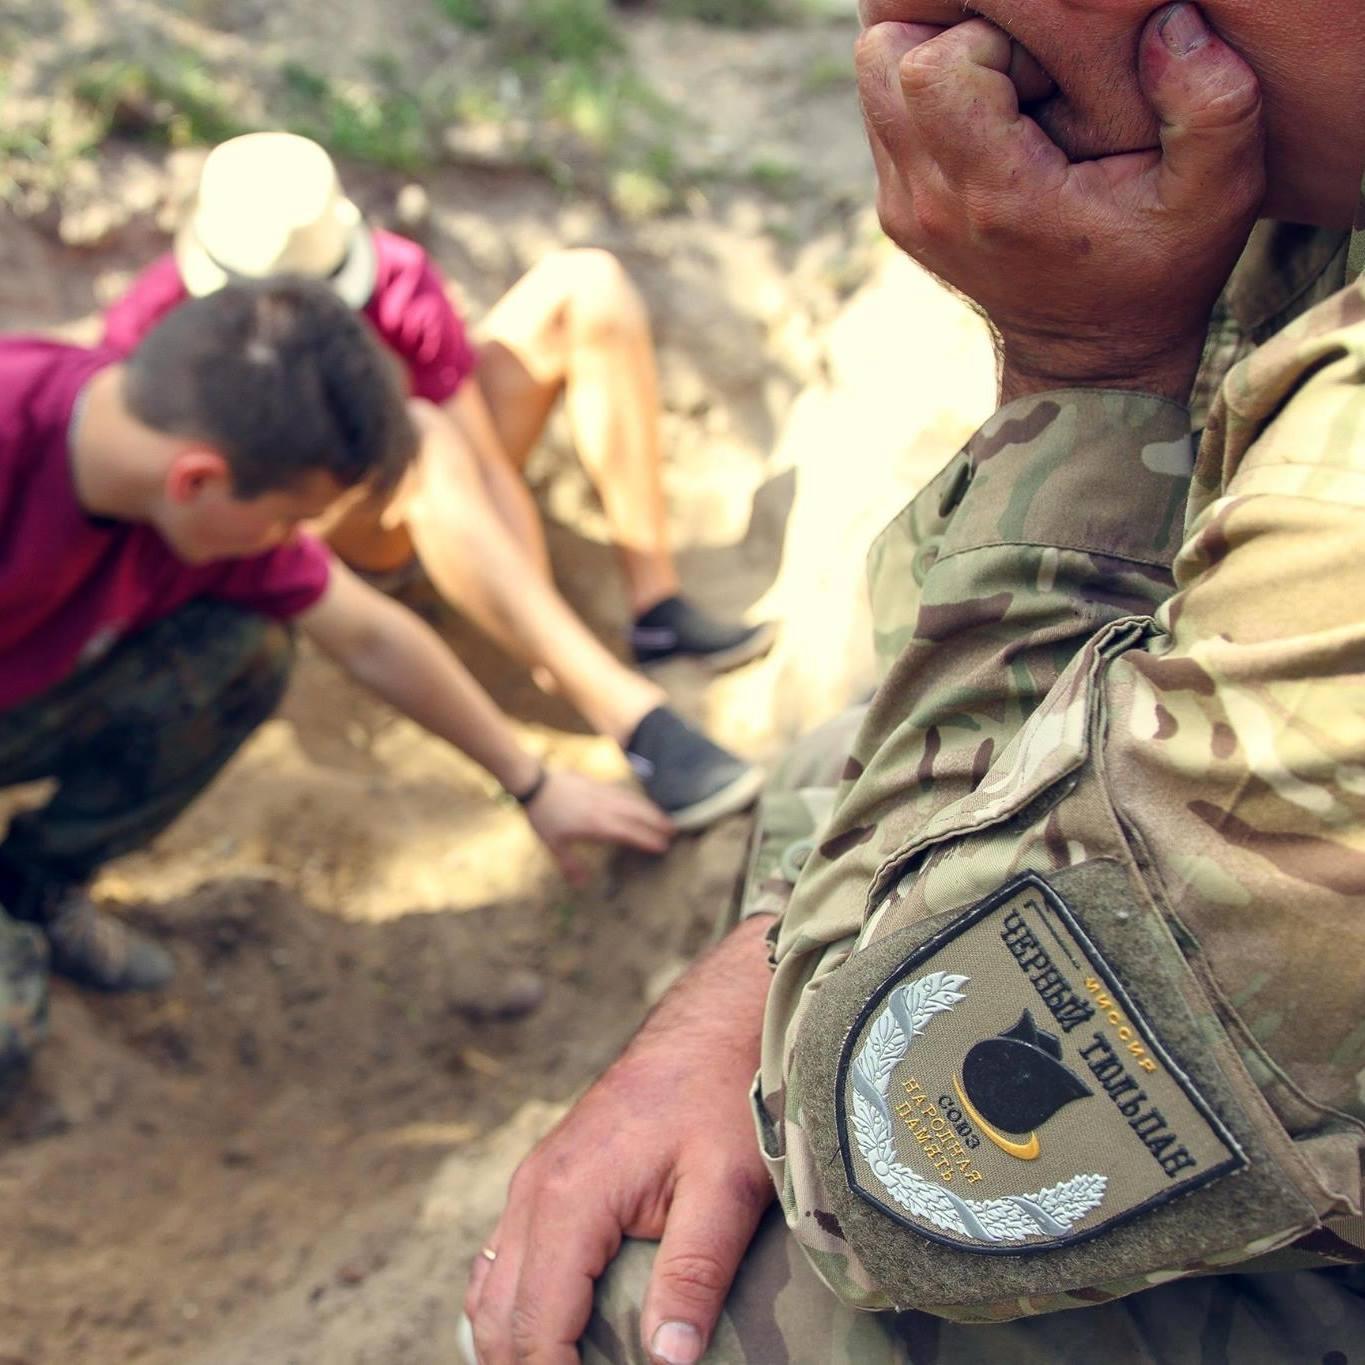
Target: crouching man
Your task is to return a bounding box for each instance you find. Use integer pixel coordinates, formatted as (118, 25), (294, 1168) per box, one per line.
(0, 278), (674, 1099)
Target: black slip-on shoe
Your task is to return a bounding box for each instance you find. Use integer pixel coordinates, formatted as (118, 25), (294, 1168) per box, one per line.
(630, 597), (778, 673)
(625, 707), (765, 832)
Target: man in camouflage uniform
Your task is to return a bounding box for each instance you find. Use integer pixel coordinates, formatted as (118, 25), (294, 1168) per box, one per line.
(464, 2), (1365, 1361)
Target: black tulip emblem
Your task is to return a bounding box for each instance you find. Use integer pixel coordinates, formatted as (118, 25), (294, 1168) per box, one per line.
(961, 1009), (1093, 1136)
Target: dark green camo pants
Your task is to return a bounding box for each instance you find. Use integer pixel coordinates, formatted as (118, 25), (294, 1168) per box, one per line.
(0, 600), (292, 1100)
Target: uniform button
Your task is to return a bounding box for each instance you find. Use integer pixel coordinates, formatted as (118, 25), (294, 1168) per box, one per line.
(780, 838), (815, 881)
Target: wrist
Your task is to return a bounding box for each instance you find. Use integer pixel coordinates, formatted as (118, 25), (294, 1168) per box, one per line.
(641, 918), (774, 1045)
(998, 335), (1207, 407)
(504, 758), (548, 806)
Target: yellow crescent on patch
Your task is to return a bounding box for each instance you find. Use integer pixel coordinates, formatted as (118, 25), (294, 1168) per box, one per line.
(952, 1076), (1041, 1161)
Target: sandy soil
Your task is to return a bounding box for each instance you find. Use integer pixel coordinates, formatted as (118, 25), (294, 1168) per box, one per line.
(0, 8), (994, 1362)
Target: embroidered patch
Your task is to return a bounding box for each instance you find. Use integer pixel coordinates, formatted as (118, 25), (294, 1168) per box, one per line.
(836, 872), (1245, 1254)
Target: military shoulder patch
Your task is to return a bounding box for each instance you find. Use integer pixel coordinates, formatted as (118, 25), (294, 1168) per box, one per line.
(836, 872), (1246, 1254)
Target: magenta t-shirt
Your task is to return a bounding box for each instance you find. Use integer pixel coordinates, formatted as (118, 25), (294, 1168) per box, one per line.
(102, 229), (480, 404)
(0, 337), (332, 711)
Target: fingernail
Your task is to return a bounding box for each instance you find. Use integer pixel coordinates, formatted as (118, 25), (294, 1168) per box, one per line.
(455, 1313), (479, 1365)
(1157, 3), (1209, 56)
(650, 1321), (702, 1365)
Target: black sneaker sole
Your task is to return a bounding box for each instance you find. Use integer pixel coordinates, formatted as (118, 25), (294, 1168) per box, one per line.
(667, 763), (766, 832)
(639, 621), (779, 676)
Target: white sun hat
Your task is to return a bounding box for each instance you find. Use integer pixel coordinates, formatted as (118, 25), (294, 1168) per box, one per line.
(175, 131), (379, 309)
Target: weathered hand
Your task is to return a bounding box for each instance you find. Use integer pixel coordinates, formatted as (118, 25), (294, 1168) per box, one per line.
(524, 771), (674, 884)
(465, 918), (776, 1365)
(856, 3), (1266, 402)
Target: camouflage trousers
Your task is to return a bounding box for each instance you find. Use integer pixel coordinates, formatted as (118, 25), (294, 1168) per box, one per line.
(585, 1204), (1365, 1364)
(583, 709), (1365, 1364)
(731, 705), (869, 929)
(0, 600), (293, 1097)
(0, 914), (47, 1107)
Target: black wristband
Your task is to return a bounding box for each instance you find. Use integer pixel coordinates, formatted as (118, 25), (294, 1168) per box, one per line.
(509, 764), (549, 807)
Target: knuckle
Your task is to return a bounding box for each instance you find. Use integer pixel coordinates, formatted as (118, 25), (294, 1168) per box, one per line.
(508, 1300), (549, 1359)
(851, 26), (880, 71)
(874, 185), (918, 250)
(721, 1162), (775, 1213)
(910, 196), (955, 247)
(898, 42), (950, 97)
(852, 25), (904, 84)
(528, 1149), (580, 1203)
(1196, 78), (1263, 133)
(659, 1248), (733, 1301)
(508, 1151), (549, 1202)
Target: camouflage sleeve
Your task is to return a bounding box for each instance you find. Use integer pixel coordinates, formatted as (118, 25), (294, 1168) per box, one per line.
(767, 387), (1194, 961)
(756, 389), (1196, 1303)
(1101, 279), (1365, 1193)
(762, 278), (1365, 1320)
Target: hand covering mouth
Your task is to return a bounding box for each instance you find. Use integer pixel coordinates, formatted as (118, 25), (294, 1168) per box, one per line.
(860, 0), (1164, 161)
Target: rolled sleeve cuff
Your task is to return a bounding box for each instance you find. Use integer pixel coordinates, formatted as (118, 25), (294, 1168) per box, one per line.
(937, 390), (1195, 570)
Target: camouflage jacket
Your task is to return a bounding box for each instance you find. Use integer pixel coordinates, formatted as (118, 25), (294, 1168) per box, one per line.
(754, 215), (1365, 1323)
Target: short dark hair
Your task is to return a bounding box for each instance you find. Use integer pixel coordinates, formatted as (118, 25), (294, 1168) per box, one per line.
(123, 277), (416, 498)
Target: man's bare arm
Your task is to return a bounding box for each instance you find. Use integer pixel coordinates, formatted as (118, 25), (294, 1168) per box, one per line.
(467, 914), (776, 1365)
(299, 563), (672, 879)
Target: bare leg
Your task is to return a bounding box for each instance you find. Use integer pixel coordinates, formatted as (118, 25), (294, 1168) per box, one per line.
(475, 248), (680, 615)
(328, 251), (772, 680)
(445, 377), (555, 585)
(402, 414), (666, 745)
